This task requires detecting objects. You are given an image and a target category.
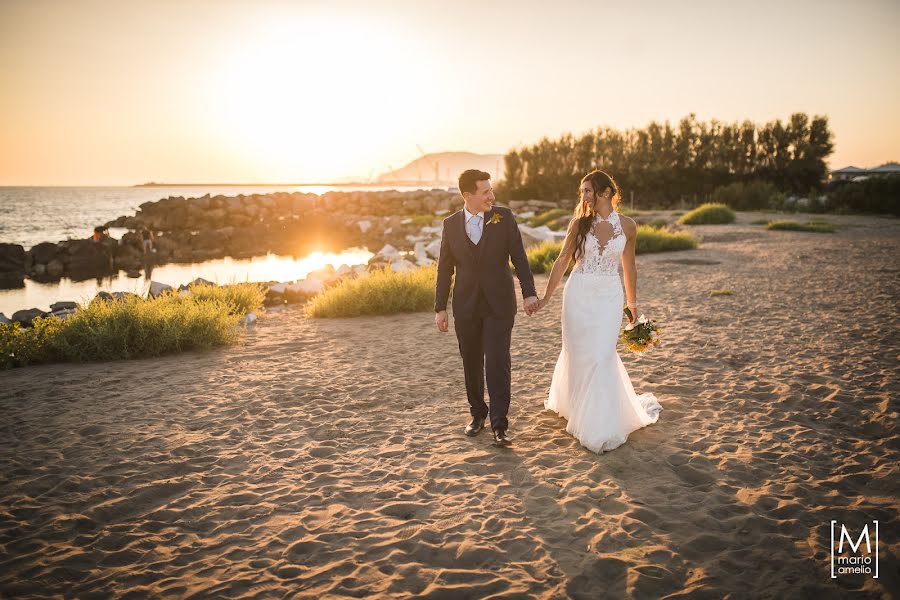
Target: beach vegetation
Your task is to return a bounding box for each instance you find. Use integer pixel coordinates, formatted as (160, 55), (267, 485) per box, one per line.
(306, 265), (435, 318)
(524, 225), (698, 275)
(765, 220), (836, 233)
(0, 282), (266, 369)
(677, 203), (736, 225)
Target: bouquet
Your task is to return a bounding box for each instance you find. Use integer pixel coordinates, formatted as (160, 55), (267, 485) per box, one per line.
(620, 306), (661, 353)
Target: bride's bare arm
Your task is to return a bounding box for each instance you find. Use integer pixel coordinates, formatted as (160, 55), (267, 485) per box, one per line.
(620, 216), (638, 322)
(540, 218), (580, 306)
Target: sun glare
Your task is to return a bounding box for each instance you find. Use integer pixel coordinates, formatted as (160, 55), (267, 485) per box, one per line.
(206, 13), (438, 182)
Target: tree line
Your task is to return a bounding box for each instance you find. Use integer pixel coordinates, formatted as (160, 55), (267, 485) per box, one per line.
(495, 113), (834, 207)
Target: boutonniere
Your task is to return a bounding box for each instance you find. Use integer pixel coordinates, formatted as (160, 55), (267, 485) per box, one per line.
(487, 212), (502, 225)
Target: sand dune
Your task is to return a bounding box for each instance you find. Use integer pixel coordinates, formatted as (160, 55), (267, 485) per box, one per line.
(1, 211), (897, 598)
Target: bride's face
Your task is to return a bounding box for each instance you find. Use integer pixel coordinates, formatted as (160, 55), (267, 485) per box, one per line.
(579, 182), (595, 209)
(580, 181), (610, 210)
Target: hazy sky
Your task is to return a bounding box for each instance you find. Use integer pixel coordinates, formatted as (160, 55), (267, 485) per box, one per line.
(1, 0), (898, 185)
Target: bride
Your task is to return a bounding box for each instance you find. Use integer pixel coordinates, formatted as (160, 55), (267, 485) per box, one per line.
(537, 169), (662, 453)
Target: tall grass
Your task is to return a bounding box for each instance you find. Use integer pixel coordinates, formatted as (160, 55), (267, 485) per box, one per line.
(765, 220), (836, 233)
(635, 225), (699, 252)
(528, 208), (571, 228)
(0, 282), (266, 369)
(187, 282), (268, 314)
(524, 225), (698, 274)
(525, 241), (567, 275)
(306, 266), (436, 318)
(677, 202), (736, 225)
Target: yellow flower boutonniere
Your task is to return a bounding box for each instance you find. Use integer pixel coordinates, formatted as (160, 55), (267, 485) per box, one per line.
(488, 212), (502, 225)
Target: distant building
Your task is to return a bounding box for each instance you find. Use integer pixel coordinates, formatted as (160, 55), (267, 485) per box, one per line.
(868, 162), (900, 176)
(829, 162), (900, 182)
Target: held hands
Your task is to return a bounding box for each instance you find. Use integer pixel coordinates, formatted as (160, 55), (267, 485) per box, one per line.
(524, 296), (540, 316)
(435, 310), (449, 332)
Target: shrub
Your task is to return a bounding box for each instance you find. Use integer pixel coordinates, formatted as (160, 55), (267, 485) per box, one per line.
(528, 208), (571, 228)
(187, 282), (268, 314)
(765, 220), (836, 233)
(525, 241), (564, 274)
(640, 218), (670, 230)
(306, 266), (436, 318)
(0, 282), (265, 369)
(636, 225), (699, 253)
(713, 181), (782, 211)
(521, 225), (698, 275)
(677, 203), (736, 225)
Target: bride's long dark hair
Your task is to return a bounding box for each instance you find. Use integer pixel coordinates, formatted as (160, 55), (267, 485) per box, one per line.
(573, 169), (621, 261)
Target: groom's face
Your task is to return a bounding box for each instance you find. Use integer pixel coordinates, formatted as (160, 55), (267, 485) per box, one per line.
(464, 179), (494, 213)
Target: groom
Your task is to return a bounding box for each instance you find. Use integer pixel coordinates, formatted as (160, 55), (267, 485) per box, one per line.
(434, 169), (539, 446)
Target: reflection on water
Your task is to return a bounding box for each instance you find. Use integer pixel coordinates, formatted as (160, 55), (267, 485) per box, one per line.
(0, 248), (373, 316)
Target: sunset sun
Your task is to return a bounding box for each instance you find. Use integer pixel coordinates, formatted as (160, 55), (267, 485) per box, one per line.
(206, 14), (439, 181)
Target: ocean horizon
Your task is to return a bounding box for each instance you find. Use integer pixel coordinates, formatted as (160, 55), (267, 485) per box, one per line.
(0, 184), (439, 250)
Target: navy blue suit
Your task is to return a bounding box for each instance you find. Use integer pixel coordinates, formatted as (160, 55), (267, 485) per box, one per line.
(434, 205), (537, 432)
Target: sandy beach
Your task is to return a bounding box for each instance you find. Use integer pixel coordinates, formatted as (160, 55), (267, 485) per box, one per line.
(1, 211), (897, 598)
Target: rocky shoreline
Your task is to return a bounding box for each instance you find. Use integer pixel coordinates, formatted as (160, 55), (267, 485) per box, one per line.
(0, 189), (569, 325)
(0, 190), (567, 284)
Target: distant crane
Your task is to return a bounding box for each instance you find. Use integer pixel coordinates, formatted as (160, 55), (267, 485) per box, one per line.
(416, 144), (440, 183)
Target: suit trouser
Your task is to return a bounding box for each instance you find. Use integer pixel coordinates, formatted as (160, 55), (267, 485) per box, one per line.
(454, 294), (515, 432)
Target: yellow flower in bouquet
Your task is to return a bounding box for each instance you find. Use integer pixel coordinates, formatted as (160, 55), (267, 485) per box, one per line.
(620, 306), (661, 353)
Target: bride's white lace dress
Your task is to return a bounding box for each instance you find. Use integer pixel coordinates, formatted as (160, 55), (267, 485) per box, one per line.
(545, 210), (663, 453)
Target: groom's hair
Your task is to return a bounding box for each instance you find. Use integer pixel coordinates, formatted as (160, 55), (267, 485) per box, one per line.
(458, 169), (490, 196)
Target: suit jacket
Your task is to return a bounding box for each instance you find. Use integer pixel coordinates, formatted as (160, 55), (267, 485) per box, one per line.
(434, 205), (537, 319)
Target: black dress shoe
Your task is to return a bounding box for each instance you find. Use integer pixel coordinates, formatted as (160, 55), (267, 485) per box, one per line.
(492, 428), (511, 446)
(465, 415), (487, 436)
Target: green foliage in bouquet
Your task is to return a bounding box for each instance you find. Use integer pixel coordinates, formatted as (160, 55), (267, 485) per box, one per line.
(620, 306), (661, 353)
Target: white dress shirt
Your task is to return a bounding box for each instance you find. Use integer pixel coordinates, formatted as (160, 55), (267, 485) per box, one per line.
(464, 206), (484, 245)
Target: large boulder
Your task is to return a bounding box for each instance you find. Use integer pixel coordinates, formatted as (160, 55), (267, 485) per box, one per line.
(113, 244), (143, 270)
(62, 239), (112, 275)
(376, 244), (400, 260)
(11, 308), (48, 328)
(517, 224), (566, 246)
(46, 258), (65, 277)
(112, 291), (140, 301)
(228, 224), (269, 255)
(287, 279), (325, 294)
(151, 234), (178, 259)
(390, 258), (416, 272)
(190, 229), (229, 252)
(30, 241), (59, 265)
(0, 243), (25, 276)
(50, 301), (78, 312)
(148, 281), (173, 298)
(178, 277), (214, 291)
(199, 208), (227, 229)
(51, 308), (77, 320)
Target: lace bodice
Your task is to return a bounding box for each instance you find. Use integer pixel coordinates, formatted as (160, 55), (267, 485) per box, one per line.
(572, 210), (626, 276)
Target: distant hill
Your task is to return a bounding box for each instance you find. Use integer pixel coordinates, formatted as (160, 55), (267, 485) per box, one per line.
(376, 152), (505, 185)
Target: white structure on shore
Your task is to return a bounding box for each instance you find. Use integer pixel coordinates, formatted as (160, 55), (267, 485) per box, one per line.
(830, 162), (900, 182)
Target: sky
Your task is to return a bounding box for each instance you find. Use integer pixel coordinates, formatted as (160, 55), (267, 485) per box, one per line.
(0, 0), (898, 186)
